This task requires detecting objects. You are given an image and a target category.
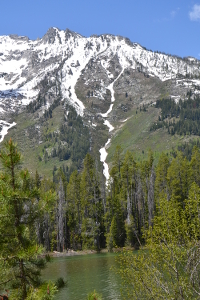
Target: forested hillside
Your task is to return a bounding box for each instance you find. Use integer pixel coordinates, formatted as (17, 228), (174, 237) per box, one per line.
(16, 143), (200, 252)
(2, 138), (200, 298)
(151, 95), (200, 136)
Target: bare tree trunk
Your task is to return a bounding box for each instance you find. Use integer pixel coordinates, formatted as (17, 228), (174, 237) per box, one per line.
(147, 167), (155, 227)
(58, 178), (65, 252)
(136, 173), (144, 236)
(43, 214), (51, 251)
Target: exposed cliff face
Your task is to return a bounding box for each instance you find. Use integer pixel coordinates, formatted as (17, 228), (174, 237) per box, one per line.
(0, 27), (200, 176)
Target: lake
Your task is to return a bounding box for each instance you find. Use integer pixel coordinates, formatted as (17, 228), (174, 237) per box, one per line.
(42, 252), (122, 300)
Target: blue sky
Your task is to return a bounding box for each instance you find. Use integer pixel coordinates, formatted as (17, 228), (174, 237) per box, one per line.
(1, 0), (200, 58)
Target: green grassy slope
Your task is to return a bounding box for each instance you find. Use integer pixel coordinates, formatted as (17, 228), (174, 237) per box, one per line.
(107, 106), (197, 164)
(3, 103), (199, 179)
(3, 105), (71, 178)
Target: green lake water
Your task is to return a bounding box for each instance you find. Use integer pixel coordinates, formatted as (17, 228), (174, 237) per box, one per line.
(42, 253), (122, 300)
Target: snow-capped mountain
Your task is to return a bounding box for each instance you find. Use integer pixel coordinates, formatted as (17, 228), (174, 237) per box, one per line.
(1, 27), (200, 178)
(1, 27), (200, 116)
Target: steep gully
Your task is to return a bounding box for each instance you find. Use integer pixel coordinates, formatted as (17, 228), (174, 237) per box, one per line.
(99, 69), (124, 183)
(0, 66), (123, 184)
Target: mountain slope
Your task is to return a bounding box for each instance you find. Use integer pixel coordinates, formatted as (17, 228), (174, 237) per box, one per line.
(1, 27), (200, 178)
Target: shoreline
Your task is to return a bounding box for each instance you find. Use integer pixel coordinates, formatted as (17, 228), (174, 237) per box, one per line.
(48, 248), (108, 258)
(46, 247), (135, 258)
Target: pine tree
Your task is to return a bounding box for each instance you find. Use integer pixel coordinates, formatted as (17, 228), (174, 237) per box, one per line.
(167, 152), (190, 206)
(154, 152), (170, 200)
(190, 146), (200, 187)
(57, 178), (66, 252)
(0, 139), (51, 299)
(121, 151), (137, 246)
(80, 154), (104, 250)
(66, 170), (81, 249)
(39, 178), (56, 252)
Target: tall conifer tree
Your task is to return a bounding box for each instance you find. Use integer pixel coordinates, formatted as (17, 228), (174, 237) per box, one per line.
(0, 140), (48, 299)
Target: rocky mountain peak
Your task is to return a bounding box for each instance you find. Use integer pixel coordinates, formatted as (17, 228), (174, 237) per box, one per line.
(0, 27), (200, 151)
(42, 27), (59, 44)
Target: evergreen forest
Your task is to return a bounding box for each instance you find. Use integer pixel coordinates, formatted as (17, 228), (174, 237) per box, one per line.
(150, 95), (200, 136)
(3, 137), (200, 298)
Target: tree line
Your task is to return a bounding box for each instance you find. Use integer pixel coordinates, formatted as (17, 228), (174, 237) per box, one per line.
(118, 146), (200, 299)
(36, 143), (200, 253)
(2, 138), (200, 298)
(150, 96), (200, 136)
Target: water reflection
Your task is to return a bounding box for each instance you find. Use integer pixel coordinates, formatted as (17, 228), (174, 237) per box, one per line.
(42, 253), (122, 300)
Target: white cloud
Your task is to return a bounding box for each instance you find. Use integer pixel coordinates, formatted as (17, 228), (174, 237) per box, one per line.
(189, 4), (200, 21)
(171, 10), (176, 18)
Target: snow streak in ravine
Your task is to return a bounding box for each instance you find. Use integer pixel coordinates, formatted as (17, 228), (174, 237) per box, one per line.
(99, 69), (124, 182)
(0, 121), (16, 143)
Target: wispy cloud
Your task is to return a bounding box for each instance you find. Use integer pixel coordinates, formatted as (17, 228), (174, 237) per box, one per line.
(154, 8), (179, 23)
(171, 8), (179, 18)
(171, 10), (176, 18)
(189, 4), (200, 21)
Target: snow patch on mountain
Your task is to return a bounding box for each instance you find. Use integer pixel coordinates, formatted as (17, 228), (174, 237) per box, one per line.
(0, 121), (16, 143)
(0, 28), (200, 119)
(99, 138), (111, 182)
